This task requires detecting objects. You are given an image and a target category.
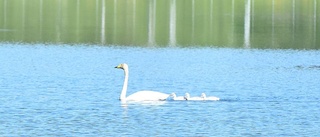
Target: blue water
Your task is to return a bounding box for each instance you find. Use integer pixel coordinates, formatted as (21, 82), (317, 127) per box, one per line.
(1, 43), (320, 136)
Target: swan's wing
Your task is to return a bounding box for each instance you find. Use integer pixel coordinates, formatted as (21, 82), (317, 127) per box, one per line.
(126, 91), (169, 101)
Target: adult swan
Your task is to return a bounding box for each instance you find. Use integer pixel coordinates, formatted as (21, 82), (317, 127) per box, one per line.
(115, 63), (170, 101)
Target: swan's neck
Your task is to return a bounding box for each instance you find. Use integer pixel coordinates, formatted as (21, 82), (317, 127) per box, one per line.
(120, 68), (128, 100)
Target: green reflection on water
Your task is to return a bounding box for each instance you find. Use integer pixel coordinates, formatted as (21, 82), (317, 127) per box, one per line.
(0, 0), (319, 49)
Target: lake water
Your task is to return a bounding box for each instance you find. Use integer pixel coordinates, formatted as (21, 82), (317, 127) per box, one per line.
(1, 43), (320, 136)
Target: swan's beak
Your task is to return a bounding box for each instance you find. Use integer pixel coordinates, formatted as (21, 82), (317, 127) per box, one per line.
(115, 64), (123, 69)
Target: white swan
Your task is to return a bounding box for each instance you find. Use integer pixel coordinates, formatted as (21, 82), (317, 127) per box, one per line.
(115, 63), (170, 101)
(184, 93), (219, 101)
(201, 93), (220, 101)
(167, 93), (187, 101)
(184, 93), (204, 101)
(184, 93), (190, 100)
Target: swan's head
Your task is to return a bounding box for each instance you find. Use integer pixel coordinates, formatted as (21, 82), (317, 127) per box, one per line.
(115, 63), (128, 70)
(184, 93), (190, 100)
(201, 93), (206, 98)
(170, 93), (177, 98)
(166, 93), (176, 101)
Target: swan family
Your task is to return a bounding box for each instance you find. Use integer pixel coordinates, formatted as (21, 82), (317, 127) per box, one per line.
(168, 93), (219, 101)
(115, 63), (219, 102)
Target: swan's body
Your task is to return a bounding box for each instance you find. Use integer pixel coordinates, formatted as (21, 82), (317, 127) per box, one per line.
(168, 93), (187, 101)
(115, 63), (169, 101)
(201, 93), (220, 101)
(126, 90), (169, 101)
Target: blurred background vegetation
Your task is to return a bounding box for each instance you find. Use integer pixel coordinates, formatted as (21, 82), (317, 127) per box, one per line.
(0, 0), (319, 49)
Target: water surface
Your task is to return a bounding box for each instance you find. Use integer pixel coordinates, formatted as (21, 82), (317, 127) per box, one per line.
(1, 43), (320, 136)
